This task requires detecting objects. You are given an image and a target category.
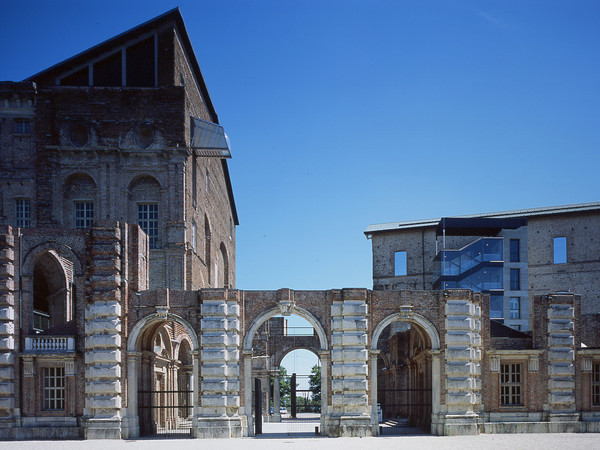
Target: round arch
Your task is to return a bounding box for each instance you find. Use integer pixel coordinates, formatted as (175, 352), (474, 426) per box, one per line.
(371, 312), (440, 351)
(369, 311), (441, 436)
(22, 243), (83, 277)
(243, 306), (328, 352)
(123, 312), (199, 439)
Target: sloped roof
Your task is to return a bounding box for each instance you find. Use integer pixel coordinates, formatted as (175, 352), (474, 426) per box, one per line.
(24, 8), (218, 123)
(365, 201), (600, 235)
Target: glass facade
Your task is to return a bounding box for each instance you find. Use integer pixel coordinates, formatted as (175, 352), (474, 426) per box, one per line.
(436, 237), (504, 291)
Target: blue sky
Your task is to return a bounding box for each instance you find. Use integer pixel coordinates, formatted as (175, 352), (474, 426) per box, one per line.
(1, 1), (599, 292)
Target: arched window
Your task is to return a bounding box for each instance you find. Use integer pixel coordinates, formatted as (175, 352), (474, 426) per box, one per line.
(220, 242), (229, 288)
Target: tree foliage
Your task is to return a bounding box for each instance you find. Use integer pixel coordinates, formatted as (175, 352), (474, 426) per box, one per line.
(308, 364), (321, 406)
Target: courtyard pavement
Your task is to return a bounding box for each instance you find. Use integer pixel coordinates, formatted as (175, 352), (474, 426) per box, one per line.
(3, 430), (600, 450)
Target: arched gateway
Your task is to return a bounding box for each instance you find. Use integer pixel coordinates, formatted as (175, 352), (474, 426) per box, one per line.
(121, 287), (484, 438)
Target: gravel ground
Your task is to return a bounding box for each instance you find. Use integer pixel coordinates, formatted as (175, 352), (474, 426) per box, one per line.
(3, 433), (600, 450)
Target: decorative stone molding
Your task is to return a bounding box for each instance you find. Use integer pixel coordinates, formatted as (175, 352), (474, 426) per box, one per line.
(583, 358), (593, 373)
(491, 356), (500, 373)
(156, 306), (169, 319)
(65, 359), (76, 377)
(529, 355), (539, 373)
(399, 305), (413, 320)
(23, 358), (34, 378)
(278, 299), (295, 316)
(0, 227), (16, 417)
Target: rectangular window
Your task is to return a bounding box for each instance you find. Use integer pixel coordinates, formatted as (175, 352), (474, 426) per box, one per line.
(554, 237), (567, 264)
(138, 203), (159, 249)
(509, 297), (520, 320)
(15, 198), (30, 228)
(43, 367), (65, 410)
(74, 201), (94, 228)
(14, 119), (31, 134)
(593, 363), (600, 406)
(500, 363), (522, 406)
(490, 295), (504, 321)
(394, 251), (407, 276)
(509, 239), (520, 262)
(510, 268), (520, 290)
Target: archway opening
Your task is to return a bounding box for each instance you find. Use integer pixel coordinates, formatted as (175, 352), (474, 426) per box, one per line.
(375, 320), (433, 435)
(245, 311), (326, 437)
(32, 252), (69, 333)
(135, 320), (195, 438)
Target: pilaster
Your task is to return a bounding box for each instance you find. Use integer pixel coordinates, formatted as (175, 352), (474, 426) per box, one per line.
(546, 294), (579, 424)
(83, 222), (124, 439)
(442, 293), (482, 435)
(0, 227), (15, 434)
(197, 289), (243, 438)
(327, 289), (371, 437)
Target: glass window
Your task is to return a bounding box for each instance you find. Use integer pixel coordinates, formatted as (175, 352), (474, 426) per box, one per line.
(510, 268), (520, 290)
(500, 363), (522, 406)
(43, 367), (65, 410)
(593, 363), (600, 406)
(14, 119), (31, 134)
(554, 237), (567, 264)
(509, 297), (520, 319)
(510, 239), (520, 262)
(15, 198), (30, 228)
(138, 203), (159, 249)
(394, 251), (407, 276)
(490, 295), (504, 321)
(74, 201), (94, 228)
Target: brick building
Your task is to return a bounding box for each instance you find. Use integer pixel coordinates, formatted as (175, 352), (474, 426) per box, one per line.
(364, 203), (600, 333)
(0, 8), (599, 441)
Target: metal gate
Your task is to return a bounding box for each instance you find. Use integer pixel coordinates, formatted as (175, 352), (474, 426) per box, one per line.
(378, 387), (431, 435)
(138, 389), (193, 437)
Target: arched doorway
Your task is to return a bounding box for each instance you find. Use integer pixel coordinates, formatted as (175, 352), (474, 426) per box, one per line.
(243, 307), (329, 437)
(371, 313), (441, 435)
(124, 313), (199, 439)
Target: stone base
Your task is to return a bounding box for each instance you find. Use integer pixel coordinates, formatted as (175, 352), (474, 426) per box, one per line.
(196, 416), (244, 438)
(324, 414), (373, 437)
(83, 418), (122, 439)
(442, 414), (480, 436)
(120, 415), (139, 439)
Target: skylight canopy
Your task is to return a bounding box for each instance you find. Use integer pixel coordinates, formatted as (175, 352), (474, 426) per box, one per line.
(190, 116), (231, 158)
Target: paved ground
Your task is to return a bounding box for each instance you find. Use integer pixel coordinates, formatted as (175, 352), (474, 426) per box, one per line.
(3, 432), (600, 450)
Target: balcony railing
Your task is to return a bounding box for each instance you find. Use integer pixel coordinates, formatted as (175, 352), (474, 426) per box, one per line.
(24, 336), (75, 353)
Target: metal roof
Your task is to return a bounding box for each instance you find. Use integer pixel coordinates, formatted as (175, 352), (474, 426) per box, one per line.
(364, 201), (600, 235)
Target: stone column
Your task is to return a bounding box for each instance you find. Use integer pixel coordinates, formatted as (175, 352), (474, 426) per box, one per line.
(319, 350), (330, 435)
(122, 351), (141, 439)
(328, 289), (371, 437)
(243, 350), (253, 435)
(430, 350), (442, 435)
(272, 370), (281, 422)
(197, 289), (243, 438)
(369, 349), (380, 435)
(84, 222), (124, 439)
(0, 227), (15, 435)
(442, 292), (481, 436)
(546, 294), (579, 428)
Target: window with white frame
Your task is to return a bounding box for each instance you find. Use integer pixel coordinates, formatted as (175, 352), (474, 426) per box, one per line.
(15, 198), (30, 228)
(74, 201), (94, 228)
(43, 367), (65, 410)
(138, 203), (159, 249)
(500, 363), (522, 406)
(593, 362), (600, 406)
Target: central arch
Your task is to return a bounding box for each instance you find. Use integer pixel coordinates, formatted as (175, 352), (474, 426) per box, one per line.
(243, 305), (329, 436)
(123, 312), (200, 439)
(370, 312), (441, 435)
